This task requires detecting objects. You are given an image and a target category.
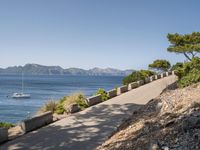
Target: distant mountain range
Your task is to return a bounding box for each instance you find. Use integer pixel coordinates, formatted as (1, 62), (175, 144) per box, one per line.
(0, 64), (134, 76)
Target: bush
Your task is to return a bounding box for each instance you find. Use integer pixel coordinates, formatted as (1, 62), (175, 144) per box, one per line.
(96, 88), (108, 101)
(176, 57), (200, 87)
(38, 93), (88, 115)
(178, 69), (200, 88)
(0, 122), (14, 128)
(38, 100), (57, 114)
(123, 70), (155, 85)
(55, 102), (65, 114)
(171, 62), (183, 71)
(62, 93), (88, 110)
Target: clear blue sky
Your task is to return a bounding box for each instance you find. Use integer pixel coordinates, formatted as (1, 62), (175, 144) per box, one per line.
(0, 0), (200, 70)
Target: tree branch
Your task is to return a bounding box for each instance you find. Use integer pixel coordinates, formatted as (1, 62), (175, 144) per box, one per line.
(190, 52), (195, 58)
(183, 52), (192, 61)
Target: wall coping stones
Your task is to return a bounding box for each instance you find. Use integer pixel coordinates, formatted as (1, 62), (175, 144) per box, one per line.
(20, 111), (53, 133)
(85, 94), (102, 106)
(150, 75), (156, 82)
(137, 80), (144, 86)
(128, 82), (138, 90)
(107, 89), (117, 99)
(145, 77), (151, 83)
(117, 85), (128, 95)
(155, 74), (161, 80)
(0, 128), (8, 144)
(161, 72), (167, 78)
(167, 71), (172, 76)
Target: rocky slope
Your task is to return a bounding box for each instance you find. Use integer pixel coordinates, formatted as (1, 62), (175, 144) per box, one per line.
(97, 82), (200, 150)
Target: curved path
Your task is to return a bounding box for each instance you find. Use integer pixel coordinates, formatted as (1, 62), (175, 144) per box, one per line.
(1, 75), (177, 150)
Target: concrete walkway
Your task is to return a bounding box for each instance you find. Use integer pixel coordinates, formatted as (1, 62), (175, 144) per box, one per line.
(1, 75), (177, 150)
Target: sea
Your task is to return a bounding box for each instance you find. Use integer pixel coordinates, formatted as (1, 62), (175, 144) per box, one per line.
(0, 74), (123, 124)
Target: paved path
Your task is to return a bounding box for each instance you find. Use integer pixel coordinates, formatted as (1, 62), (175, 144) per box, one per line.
(1, 75), (177, 150)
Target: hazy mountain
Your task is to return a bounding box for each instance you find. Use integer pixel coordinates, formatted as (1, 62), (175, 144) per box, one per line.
(0, 64), (134, 76)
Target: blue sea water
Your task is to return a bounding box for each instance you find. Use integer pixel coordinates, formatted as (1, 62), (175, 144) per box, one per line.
(0, 75), (123, 123)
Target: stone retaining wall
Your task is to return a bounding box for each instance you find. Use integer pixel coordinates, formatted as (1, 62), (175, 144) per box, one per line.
(0, 128), (8, 143)
(20, 111), (53, 133)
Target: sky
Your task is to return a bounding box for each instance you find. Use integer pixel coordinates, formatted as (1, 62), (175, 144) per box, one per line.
(0, 0), (200, 70)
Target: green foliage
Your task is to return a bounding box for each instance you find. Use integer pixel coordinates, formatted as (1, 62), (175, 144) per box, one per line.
(62, 93), (88, 110)
(178, 69), (200, 88)
(38, 93), (88, 115)
(55, 103), (65, 114)
(176, 57), (200, 87)
(167, 32), (200, 60)
(171, 62), (183, 71)
(123, 70), (155, 85)
(75, 94), (88, 109)
(96, 88), (109, 101)
(0, 122), (14, 128)
(149, 59), (171, 72)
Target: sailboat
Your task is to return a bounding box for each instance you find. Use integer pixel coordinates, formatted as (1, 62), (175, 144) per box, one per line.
(12, 73), (31, 99)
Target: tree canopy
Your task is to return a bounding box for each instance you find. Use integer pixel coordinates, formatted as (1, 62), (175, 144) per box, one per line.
(148, 59), (171, 72)
(167, 32), (200, 61)
(123, 70), (155, 85)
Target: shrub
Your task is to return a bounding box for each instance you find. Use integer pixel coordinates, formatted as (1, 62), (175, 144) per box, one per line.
(38, 100), (57, 114)
(176, 57), (200, 87)
(178, 69), (200, 88)
(96, 88), (108, 101)
(0, 122), (14, 128)
(37, 93), (88, 115)
(171, 62), (183, 71)
(55, 102), (65, 114)
(62, 93), (88, 110)
(123, 70), (155, 85)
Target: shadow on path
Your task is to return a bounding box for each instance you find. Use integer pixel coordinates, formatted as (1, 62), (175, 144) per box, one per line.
(1, 103), (142, 150)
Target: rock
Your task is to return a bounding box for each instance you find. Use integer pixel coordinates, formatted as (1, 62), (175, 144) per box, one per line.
(182, 116), (200, 132)
(162, 146), (169, 150)
(149, 142), (160, 150)
(65, 103), (80, 113)
(156, 102), (163, 111)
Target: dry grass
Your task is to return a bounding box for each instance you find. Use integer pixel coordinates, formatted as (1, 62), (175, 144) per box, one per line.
(62, 93), (88, 110)
(37, 100), (57, 115)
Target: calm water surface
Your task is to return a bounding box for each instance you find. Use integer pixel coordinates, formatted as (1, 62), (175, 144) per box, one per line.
(0, 75), (123, 123)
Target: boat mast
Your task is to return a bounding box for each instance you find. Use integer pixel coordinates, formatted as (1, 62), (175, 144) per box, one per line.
(22, 72), (24, 93)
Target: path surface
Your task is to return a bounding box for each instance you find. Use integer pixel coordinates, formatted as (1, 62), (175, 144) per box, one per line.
(1, 75), (177, 150)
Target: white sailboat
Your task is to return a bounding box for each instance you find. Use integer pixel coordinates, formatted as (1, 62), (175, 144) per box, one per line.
(12, 73), (31, 99)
